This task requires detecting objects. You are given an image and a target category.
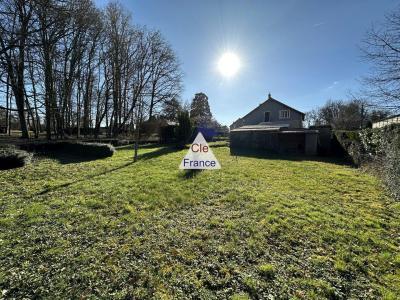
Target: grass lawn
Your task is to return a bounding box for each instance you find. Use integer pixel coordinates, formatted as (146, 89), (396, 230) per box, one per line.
(0, 143), (399, 299)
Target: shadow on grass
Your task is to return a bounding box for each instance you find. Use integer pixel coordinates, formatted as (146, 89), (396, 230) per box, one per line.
(36, 160), (135, 196)
(179, 169), (203, 179)
(115, 143), (165, 151)
(137, 146), (180, 160)
(38, 152), (103, 164)
(208, 141), (229, 148)
(230, 148), (352, 166)
(35, 146), (180, 196)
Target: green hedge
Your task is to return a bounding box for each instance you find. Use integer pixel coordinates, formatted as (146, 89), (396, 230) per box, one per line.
(21, 141), (115, 159)
(384, 136), (400, 200)
(0, 146), (32, 170)
(334, 124), (400, 200)
(333, 130), (364, 165)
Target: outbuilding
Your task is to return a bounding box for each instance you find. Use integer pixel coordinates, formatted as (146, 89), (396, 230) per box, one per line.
(230, 125), (318, 155)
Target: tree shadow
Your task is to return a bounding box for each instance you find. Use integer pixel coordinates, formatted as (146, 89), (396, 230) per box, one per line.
(38, 152), (104, 164)
(230, 148), (352, 166)
(137, 146), (181, 160)
(34, 146), (180, 196)
(116, 143), (164, 150)
(35, 160), (135, 196)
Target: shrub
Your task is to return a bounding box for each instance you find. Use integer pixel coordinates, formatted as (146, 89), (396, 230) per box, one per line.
(384, 136), (400, 200)
(176, 111), (192, 145)
(334, 124), (400, 200)
(160, 125), (177, 144)
(333, 131), (364, 165)
(21, 141), (115, 159)
(84, 139), (132, 146)
(0, 146), (32, 170)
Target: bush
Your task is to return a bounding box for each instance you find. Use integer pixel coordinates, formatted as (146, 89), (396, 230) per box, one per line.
(21, 141), (115, 159)
(0, 146), (32, 170)
(333, 131), (364, 165)
(160, 125), (177, 144)
(334, 124), (400, 200)
(384, 136), (400, 200)
(84, 139), (133, 146)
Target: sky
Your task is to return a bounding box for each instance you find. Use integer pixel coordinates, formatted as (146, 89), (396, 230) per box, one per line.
(95, 0), (399, 126)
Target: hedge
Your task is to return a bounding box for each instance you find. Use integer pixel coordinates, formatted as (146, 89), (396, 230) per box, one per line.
(0, 146), (32, 170)
(334, 124), (400, 200)
(333, 131), (364, 165)
(21, 141), (115, 159)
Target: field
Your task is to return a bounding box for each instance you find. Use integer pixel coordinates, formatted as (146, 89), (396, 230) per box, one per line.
(0, 143), (399, 299)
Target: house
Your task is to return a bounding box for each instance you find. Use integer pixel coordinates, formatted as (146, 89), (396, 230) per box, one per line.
(230, 94), (318, 155)
(372, 114), (400, 128)
(230, 93), (305, 130)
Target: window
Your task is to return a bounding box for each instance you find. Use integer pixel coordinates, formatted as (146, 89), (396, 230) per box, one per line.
(279, 110), (290, 119)
(264, 111), (270, 122)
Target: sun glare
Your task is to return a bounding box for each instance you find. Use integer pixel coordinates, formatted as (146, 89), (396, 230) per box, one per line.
(218, 52), (240, 78)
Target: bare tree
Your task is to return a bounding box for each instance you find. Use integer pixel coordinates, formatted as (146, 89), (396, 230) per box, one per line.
(0, 0), (36, 138)
(0, 0), (183, 140)
(362, 8), (400, 111)
(307, 98), (389, 129)
(146, 31), (182, 120)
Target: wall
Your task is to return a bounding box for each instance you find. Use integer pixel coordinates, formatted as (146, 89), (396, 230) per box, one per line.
(372, 116), (400, 128)
(230, 129), (318, 155)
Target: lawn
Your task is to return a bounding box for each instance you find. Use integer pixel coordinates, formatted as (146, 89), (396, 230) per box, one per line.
(0, 143), (399, 299)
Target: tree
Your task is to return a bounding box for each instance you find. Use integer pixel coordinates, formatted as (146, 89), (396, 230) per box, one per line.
(146, 31), (182, 120)
(362, 8), (400, 111)
(0, 0), (182, 140)
(189, 92), (212, 127)
(176, 110), (192, 144)
(0, 0), (36, 138)
(307, 99), (390, 130)
(161, 97), (182, 121)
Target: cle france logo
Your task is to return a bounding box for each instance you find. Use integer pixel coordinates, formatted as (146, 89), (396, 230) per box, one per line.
(179, 132), (221, 170)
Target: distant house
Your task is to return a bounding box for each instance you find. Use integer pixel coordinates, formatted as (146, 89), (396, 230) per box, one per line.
(372, 114), (400, 128)
(230, 94), (305, 130)
(230, 94), (318, 155)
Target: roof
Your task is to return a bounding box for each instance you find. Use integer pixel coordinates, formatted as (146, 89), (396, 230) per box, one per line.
(231, 95), (305, 126)
(231, 125), (287, 132)
(231, 125), (318, 133)
(372, 114), (400, 123)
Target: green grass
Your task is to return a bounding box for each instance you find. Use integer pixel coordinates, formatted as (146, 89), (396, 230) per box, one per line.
(257, 264), (275, 279)
(0, 144), (399, 299)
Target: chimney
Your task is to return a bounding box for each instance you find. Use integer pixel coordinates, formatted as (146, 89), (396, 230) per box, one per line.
(268, 92), (271, 99)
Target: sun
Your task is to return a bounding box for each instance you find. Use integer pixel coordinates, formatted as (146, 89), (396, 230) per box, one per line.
(218, 52), (240, 78)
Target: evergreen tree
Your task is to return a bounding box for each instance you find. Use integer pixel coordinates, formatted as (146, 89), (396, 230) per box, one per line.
(176, 110), (192, 144)
(162, 98), (182, 121)
(190, 93), (212, 127)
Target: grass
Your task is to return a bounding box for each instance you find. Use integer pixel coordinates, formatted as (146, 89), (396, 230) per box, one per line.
(0, 144), (399, 299)
(257, 264), (275, 279)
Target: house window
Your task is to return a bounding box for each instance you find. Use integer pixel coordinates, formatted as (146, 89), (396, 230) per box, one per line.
(264, 111), (270, 122)
(279, 110), (290, 119)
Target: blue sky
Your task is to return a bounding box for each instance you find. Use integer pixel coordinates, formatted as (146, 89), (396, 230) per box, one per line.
(95, 0), (398, 125)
